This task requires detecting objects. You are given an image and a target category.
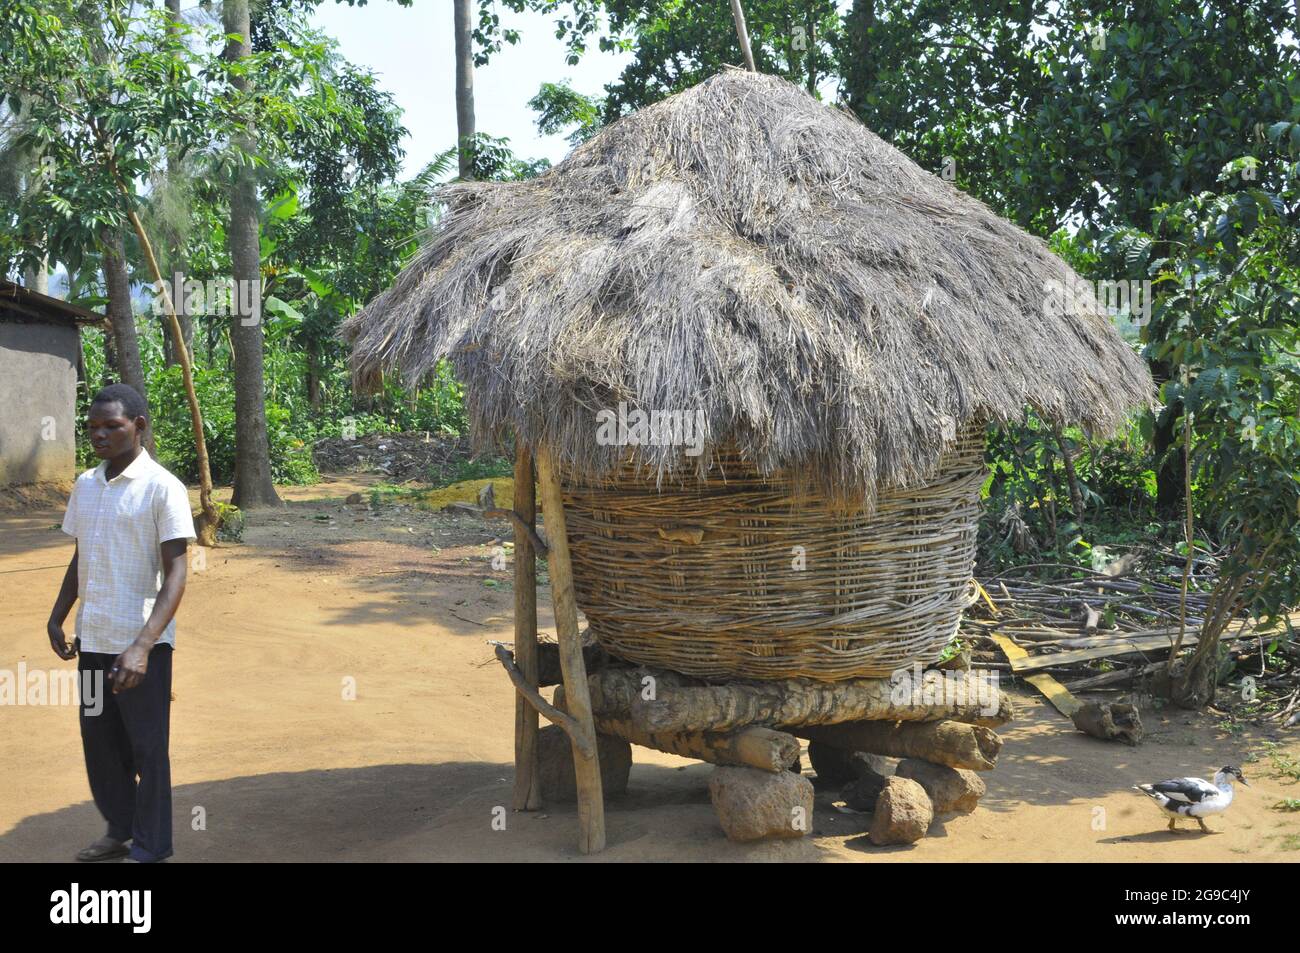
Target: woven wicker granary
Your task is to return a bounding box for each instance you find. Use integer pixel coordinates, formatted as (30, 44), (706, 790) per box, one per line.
(561, 426), (985, 680)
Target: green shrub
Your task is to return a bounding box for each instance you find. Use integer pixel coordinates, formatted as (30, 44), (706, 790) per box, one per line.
(148, 365), (317, 486)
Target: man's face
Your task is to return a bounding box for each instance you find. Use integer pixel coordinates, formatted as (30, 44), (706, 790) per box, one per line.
(87, 401), (143, 459)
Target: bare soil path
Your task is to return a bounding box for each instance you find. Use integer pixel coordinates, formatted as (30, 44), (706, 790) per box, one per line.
(2, 476), (1297, 861)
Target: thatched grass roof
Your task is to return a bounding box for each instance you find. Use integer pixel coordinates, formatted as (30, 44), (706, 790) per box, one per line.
(345, 69), (1153, 504)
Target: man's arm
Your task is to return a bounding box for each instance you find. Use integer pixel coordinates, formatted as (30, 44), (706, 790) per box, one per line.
(110, 538), (188, 692)
(47, 544), (79, 660)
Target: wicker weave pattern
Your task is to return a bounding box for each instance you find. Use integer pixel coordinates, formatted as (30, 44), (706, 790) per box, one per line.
(560, 427), (987, 681)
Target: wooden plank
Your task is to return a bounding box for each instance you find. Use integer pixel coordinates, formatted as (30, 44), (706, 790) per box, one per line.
(1008, 632), (1199, 672)
(990, 633), (1081, 718)
(536, 447), (606, 855)
(511, 444), (542, 811)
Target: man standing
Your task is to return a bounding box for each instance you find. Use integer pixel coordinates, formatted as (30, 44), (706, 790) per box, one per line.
(47, 383), (196, 863)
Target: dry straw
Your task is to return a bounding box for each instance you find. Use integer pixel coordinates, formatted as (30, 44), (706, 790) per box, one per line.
(344, 69), (1152, 506)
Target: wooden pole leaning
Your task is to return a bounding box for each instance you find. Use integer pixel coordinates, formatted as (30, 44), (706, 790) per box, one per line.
(729, 0), (757, 71)
(511, 444), (543, 811)
(535, 447), (606, 854)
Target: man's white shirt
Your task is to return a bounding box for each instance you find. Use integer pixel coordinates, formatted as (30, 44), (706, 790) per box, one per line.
(61, 452), (197, 655)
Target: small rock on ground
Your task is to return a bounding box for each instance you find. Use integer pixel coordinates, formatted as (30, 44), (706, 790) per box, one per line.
(709, 765), (814, 842)
(895, 759), (985, 814)
(868, 776), (933, 846)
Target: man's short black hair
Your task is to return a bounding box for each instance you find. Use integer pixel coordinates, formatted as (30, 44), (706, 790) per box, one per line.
(91, 383), (149, 422)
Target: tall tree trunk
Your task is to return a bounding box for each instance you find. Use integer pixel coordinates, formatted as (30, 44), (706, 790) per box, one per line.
(101, 229), (156, 456)
(223, 0), (281, 508)
(22, 260), (48, 295)
(841, 0), (876, 118)
(306, 345), (321, 412)
(1144, 232), (1185, 516)
(453, 0), (476, 179)
(1153, 396), (1185, 515)
(1054, 427), (1085, 519)
(729, 0), (757, 71)
(103, 326), (120, 384)
(21, 151), (50, 294)
(162, 0), (193, 369)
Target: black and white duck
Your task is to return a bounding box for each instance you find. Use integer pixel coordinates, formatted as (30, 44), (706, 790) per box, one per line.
(1135, 766), (1248, 833)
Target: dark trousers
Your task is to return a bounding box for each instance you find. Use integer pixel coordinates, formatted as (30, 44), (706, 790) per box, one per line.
(78, 645), (173, 862)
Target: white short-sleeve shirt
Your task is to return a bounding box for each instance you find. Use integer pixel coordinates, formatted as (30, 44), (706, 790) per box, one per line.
(61, 451), (197, 655)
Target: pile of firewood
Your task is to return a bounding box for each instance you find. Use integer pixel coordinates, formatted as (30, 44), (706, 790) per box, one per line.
(961, 557), (1300, 724)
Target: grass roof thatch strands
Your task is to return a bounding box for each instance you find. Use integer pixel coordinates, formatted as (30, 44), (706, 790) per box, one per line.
(345, 70), (1153, 505)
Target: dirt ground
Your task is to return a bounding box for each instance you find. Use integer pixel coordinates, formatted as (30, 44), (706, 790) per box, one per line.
(2, 475), (1298, 862)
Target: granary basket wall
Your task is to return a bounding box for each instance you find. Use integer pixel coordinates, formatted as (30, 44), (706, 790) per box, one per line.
(559, 424), (988, 682)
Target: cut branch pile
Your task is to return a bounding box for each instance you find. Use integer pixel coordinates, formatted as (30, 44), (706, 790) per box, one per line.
(963, 555), (1299, 719)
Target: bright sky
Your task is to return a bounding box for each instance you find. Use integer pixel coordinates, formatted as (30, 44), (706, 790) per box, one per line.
(309, 1), (634, 178)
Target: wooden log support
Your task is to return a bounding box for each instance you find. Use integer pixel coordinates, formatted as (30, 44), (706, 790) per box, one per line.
(607, 720), (800, 773)
(554, 685), (796, 772)
(797, 720), (1003, 771)
(536, 640), (607, 688)
(582, 666), (1012, 734)
(536, 447), (606, 854)
(510, 445), (543, 810)
(495, 645), (592, 758)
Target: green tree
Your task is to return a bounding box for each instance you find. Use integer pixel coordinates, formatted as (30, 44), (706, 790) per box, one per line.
(529, 81), (605, 145)
(571, 0), (839, 118)
(1126, 138), (1300, 706)
(836, 1), (1298, 513)
(223, 0), (282, 507)
(0, 0), (228, 538)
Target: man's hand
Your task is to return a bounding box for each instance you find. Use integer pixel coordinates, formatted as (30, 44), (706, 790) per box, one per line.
(106, 539), (187, 693)
(47, 620), (76, 660)
(48, 545), (79, 660)
(110, 641), (150, 693)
